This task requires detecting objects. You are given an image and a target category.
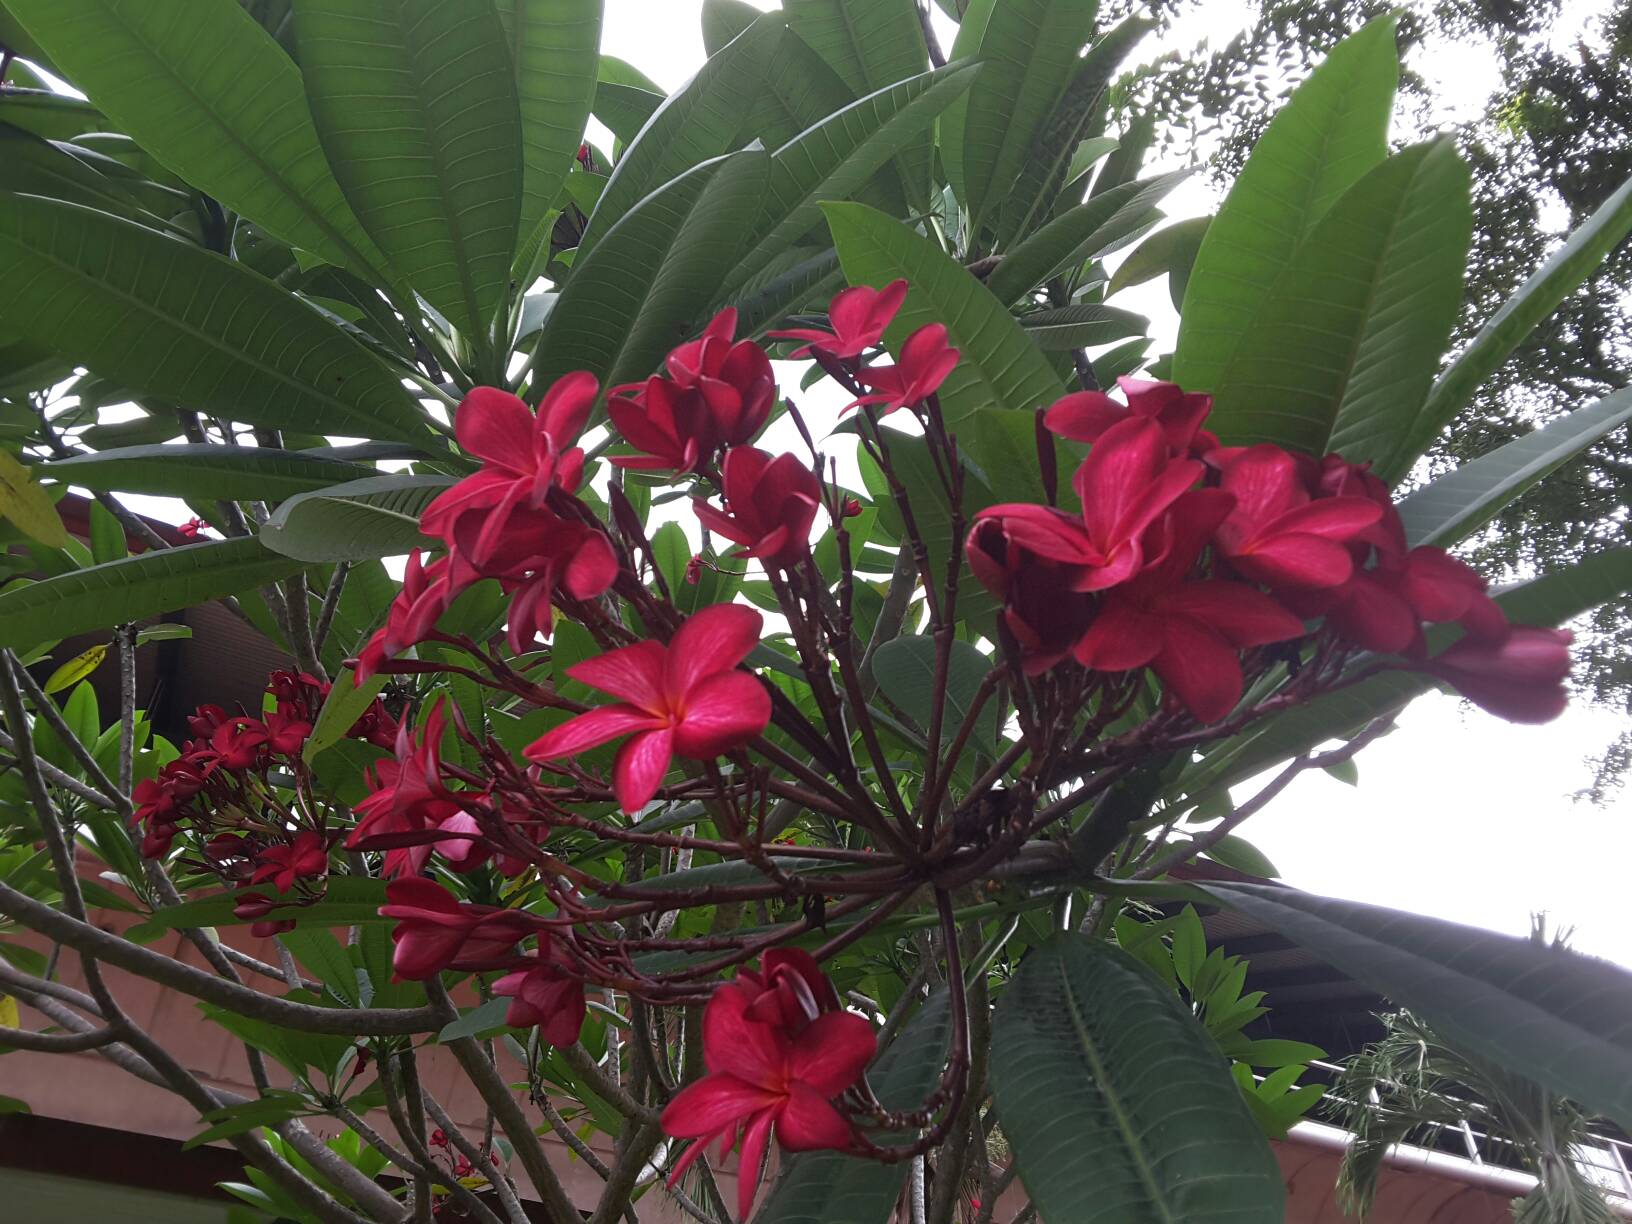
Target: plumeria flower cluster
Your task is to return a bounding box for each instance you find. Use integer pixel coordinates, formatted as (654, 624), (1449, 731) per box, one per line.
(969, 379), (1572, 723)
(133, 276), (1573, 1221)
(130, 669), (397, 934)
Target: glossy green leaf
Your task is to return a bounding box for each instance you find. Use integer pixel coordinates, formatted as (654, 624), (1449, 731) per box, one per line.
(940, 0), (1101, 236)
(990, 934), (1284, 1222)
(0, 195), (434, 447)
(728, 247), (846, 339)
(1399, 387), (1632, 550)
(303, 668), (386, 764)
(294, 0), (522, 343)
(0, 536), (304, 648)
(0, 88), (105, 142)
(1202, 139), (1472, 465)
(823, 201), (1065, 425)
(785, 0), (930, 204)
(575, 14), (778, 260)
(1406, 169), (1632, 475)
(1019, 303), (1149, 350)
(1200, 881), (1632, 1131)
(755, 992), (950, 1223)
(727, 61), (981, 295)
(996, 15), (1153, 247)
(130, 877), (392, 939)
(0, 450), (71, 549)
(493, 0), (604, 256)
(986, 169), (1189, 306)
(532, 150), (767, 393)
(260, 474), (453, 563)
(593, 80), (664, 143)
(38, 445), (378, 501)
(1173, 15), (1399, 398)
(1106, 215), (1212, 300)
(438, 996), (513, 1043)
(872, 635), (998, 758)
(184, 1092), (311, 1150)
(1174, 544), (1632, 800)
(0, 126), (188, 237)
(5, 0), (391, 284)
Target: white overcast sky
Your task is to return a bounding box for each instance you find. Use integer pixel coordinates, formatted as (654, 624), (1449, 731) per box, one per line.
(46, 1), (1626, 967)
(593, 0), (1632, 970)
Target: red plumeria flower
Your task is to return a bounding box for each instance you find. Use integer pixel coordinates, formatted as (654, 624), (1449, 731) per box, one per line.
(355, 550), (454, 683)
(735, 948), (840, 1033)
(176, 516), (209, 540)
(967, 515), (1097, 675)
(349, 700), (482, 877)
(607, 376), (722, 473)
(420, 375), (595, 569)
(1044, 377), (1218, 458)
(770, 279), (908, 359)
(1422, 625), (1573, 724)
(661, 953), (875, 1221)
(524, 603), (771, 813)
(186, 703), (230, 740)
(1212, 445), (1383, 590)
(692, 448), (822, 571)
(492, 940), (586, 1048)
(249, 830), (329, 893)
(378, 877), (537, 982)
(663, 308), (776, 445)
(1074, 489), (1307, 722)
(262, 707), (312, 756)
(980, 418), (1201, 594)
(846, 323), (960, 414)
(212, 717), (270, 771)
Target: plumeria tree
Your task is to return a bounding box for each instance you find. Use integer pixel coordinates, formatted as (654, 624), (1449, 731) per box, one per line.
(1, 3), (1631, 1223)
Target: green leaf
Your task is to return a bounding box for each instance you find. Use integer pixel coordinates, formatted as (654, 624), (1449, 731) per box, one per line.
(184, 1092), (311, 1150)
(575, 14), (778, 260)
(493, 0), (604, 257)
(0, 125), (187, 236)
(0, 449), (71, 548)
(530, 150), (767, 393)
(1201, 140), (1473, 467)
(293, 0), (522, 343)
(996, 15), (1154, 248)
(593, 80), (664, 144)
(871, 635), (998, 758)
(728, 247), (845, 339)
(303, 668), (385, 764)
(438, 996), (514, 1043)
(1174, 545), (1632, 800)
(0, 195), (434, 447)
(1399, 386), (1632, 550)
(986, 169), (1189, 306)
(823, 201), (1065, 425)
(86, 501), (127, 565)
(1409, 169), (1632, 471)
(990, 934), (1284, 1223)
(726, 60), (982, 296)
(939, 0), (1102, 235)
(785, 0), (930, 204)
(1106, 215), (1212, 300)
(4, 0), (391, 284)
(1199, 881), (1632, 1132)
(1018, 304), (1149, 350)
(1198, 832), (1279, 880)
(38, 445), (377, 501)
(260, 474), (453, 563)
(755, 992), (950, 1223)
(131, 877), (391, 939)
(0, 536), (304, 649)
(279, 928), (359, 1006)
(1173, 15), (1399, 399)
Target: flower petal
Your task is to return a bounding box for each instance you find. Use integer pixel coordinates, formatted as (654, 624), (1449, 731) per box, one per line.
(660, 1075), (780, 1139)
(673, 670), (772, 758)
(789, 1010), (876, 1097)
(704, 981), (790, 1087)
(776, 1082), (856, 1152)
(1151, 619), (1244, 724)
(737, 1108), (777, 1222)
(1073, 599), (1163, 672)
(524, 705), (664, 763)
(455, 387), (535, 473)
(568, 639), (669, 711)
(613, 727), (675, 812)
(664, 603), (764, 701)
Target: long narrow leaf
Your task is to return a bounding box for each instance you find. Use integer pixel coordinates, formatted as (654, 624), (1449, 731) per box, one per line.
(0, 195), (434, 448)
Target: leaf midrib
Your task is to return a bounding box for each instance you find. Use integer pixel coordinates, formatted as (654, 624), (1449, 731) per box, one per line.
(1059, 956), (1178, 1224)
